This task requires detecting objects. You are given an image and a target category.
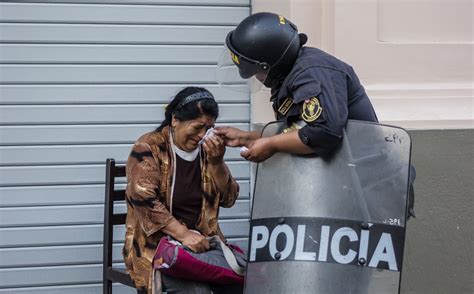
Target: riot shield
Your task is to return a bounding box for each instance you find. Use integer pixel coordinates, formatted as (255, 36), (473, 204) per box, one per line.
(245, 120), (412, 294)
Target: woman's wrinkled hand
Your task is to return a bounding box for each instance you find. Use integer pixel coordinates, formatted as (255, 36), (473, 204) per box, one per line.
(180, 230), (210, 253)
(203, 134), (225, 165)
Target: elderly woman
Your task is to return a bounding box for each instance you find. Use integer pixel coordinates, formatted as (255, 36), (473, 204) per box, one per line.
(123, 87), (241, 293)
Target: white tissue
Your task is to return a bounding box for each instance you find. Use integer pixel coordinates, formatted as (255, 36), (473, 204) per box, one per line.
(199, 127), (215, 144)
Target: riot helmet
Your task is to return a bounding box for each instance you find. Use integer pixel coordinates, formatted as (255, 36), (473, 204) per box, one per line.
(224, 12), (307, 88)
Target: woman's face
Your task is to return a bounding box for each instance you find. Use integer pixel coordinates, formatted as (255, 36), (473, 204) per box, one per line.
(172, 114), (216, 152)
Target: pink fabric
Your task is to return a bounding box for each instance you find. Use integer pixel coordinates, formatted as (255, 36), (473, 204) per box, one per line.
(153, 237), (244, 285)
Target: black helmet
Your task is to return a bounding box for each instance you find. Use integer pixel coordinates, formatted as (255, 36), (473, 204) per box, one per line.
(225, 12), (307, 88)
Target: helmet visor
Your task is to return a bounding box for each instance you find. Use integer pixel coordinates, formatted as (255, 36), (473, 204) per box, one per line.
(216, 45), (266, 93)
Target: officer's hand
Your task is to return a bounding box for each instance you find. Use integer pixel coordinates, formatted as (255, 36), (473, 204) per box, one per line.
(203, 134), (225, 165)
(213, 126), (245, 147)
(240, 137), (276, 163)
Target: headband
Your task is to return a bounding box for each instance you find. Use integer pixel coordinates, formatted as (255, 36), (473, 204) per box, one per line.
(176, 91), (214, 110)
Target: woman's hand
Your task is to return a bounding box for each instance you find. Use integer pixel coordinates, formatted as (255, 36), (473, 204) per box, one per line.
(180, 230), (210, 253)
(162, 219), (210, 253)
(203, 134), (225, 165)
(203, 134), (234, 192)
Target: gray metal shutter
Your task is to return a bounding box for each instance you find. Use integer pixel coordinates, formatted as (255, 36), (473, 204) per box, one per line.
(0, 1), (250, 292)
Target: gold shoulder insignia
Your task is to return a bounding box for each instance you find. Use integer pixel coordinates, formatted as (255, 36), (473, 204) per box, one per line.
(301, 97), (323, 122)
(230, 52), (240, 65)
(277, 97), (294, 116)
(278, 15), (286, 25)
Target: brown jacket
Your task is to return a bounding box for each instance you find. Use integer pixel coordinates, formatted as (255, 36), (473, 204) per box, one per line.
(123, 126), (240, 292)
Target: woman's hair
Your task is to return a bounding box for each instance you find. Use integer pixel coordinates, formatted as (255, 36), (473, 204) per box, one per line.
(156, 87), (219, 132)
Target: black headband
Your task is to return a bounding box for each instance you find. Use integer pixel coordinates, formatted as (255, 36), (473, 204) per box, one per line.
(176, 91), (214, 110)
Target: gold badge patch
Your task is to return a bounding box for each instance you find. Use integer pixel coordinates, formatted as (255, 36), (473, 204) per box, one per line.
(277, 97), (294, 116)
(278, 15), (286, 24)
(230, 52), (240, 65)
(301, 97), (323, 122)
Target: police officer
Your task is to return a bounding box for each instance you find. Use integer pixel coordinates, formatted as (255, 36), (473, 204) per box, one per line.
(215, 12), (378, 162)
(216, 12), (415, 217)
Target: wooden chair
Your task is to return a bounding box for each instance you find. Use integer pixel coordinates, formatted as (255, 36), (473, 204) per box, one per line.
(103, 158), (143, 293)
(103, 158), (154, 294)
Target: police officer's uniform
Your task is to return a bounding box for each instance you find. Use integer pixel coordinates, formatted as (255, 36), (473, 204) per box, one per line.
(272, 47), (378, 158)
(223, 12), (414, 217)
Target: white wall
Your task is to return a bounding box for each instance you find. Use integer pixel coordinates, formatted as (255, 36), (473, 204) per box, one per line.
(251, 0), (473, 130)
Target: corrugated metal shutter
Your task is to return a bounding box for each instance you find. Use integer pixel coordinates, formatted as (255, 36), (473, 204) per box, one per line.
(0, 1), (250, 292)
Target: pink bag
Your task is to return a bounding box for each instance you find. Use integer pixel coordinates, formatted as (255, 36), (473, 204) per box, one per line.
(153, 235), (246, 285)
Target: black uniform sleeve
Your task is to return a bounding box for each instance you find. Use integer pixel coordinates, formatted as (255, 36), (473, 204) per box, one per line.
(290, 68), (349, 157)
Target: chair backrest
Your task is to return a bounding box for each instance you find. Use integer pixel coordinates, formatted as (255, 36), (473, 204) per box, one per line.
(102, 158), (127, 290)
(102, 158), (179, 294)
